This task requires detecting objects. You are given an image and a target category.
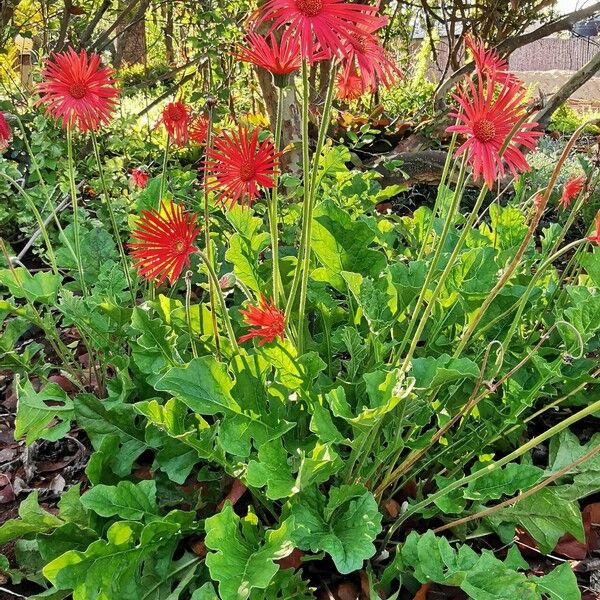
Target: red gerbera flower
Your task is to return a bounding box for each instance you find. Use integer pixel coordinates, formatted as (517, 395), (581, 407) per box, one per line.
(464, 33), (518, 85)
(587, 211), (600, 245)
(239, 295), (285, 346)
(0, 113), (11, 149)
(129, 201), (201, 286)
(559, 175), (586, 210)
(130, 167), (149, 189)
(340, 19), (401, 92)
(255, 0), (382, 60)
(336, 65), (368, 100)
(159, 101), (191, 147)
(36, 48), (119, 132)
(204, 125), (280, 208)
(189, 114), (210, 145)
(446, 73), (541, 189)
(237, 30), (302, 77)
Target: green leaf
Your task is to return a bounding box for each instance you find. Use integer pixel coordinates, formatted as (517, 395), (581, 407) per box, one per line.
(43, 511), (196, 599)
(400, 531), (540, 600)
(246, 439), (296, 500)
(204, 503), (293, 599)
(15, 379), (74, 445)
(547, 429), (600, 500)
(488, 488), (584, 554)
(190, 583), (219, 600)
(154, 356), (292, 456)
(465, 463), (544, 501)
(354, 275), (395, 334)
(135, 397), (224, 469)
(130, 307), (180, 377)
(81, 481), (158, 521)
(75, 393), (147, 478)
(534, 562), (580, 600)
(225, 204), (270, 293)
(0, 492), (63, 544)
(258, 343), (325, 392)
(0, 268), (61, 304)
(410, 354), (480, 389)
(311, 199), (386, 291)
(291, 486), (382, 574)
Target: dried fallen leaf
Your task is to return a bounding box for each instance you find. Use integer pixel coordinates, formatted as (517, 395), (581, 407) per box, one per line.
(413, 582), (431, 600)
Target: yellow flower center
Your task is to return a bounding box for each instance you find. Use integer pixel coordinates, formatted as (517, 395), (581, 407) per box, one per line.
(296, 0), (323, 17)
(473, 119), (496, 143)
(69, 83), (88, 99)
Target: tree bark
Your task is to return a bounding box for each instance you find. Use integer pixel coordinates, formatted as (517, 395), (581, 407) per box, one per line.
(255, 68), (302, 176)
(115, 0), (147, 67)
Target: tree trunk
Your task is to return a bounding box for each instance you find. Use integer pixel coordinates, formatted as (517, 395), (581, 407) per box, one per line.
(255, 68), (302, 177)
(115, 0), (147, 67)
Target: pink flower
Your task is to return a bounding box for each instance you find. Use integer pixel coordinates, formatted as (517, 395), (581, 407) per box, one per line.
(558, 176), (586, 210)
(204, 125), (280, 208)
(0, 113), (11, 149)
(447, 73), (541, 189)
(587, 211), (600, 245)
(239, 295), (285, 346)
(159, 101), (191, 147)
(255, 0), (382, 60)
(130, 167), (149, 189)
(36, 48), (119, 132)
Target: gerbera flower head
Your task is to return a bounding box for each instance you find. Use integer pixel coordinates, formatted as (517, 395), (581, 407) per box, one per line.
(340, 18), (401, 92)
(239, 295), (285, 346)
(255, 0), (382, 60)
(159, 101), (191, 147)
(189, 114), (210, 145)
(559, 175), (586, 210)
(130, 167), (149, 189)
(129, 201), (201, 286)
(464, 33), (517, 85)
(0, 113), (11, 149)
(236, 30), (303, 84)
(36, 48), (119, 132)
(204, 125), (280, 209)
(446, 73), (541, 189)
(336, 65), (367, 101)
(587, 211), (600, 245)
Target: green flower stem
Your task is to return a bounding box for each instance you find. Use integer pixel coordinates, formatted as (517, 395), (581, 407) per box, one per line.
(269, 84), (285, 305)
(286, 60), (337, 352)
(453, 122), (588, 357)
(196, 250), (239, 353)
(1, 173), (58, 274)
(90, 132), (135, 304)
(0, 239), (84, 389)
(502, 238), (585, 351)
(202, 107), (221, 359)
(284, 60), (311, 338)
(417, 129), (459, 261)
(185, 270), (198, 359)
(392, 155), (468, 364)
(399, 181), (488, 375)
(434, 442), (600, 535)
(66, 124), (87, 295)
(381, 397), (600, 548)
(376, 321), (569, 499)
(14, 114), (74, 262)
(159, 136), (170, 207)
